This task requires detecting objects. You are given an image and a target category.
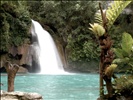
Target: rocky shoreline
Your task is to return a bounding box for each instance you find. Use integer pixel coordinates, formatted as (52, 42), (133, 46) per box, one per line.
(0, 90), (43, 100)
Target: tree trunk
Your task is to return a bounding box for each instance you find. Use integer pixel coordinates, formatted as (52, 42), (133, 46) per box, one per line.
(104, 78), (113, 98)
(99, 62), (104, 98)
(98, 3), (114, 99)
(8, 72), (15, 92)
(4, 61), (19, 92)
(99, 35), (114, 99)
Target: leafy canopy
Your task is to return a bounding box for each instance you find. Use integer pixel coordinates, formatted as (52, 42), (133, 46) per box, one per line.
(0, 1), (31, 52)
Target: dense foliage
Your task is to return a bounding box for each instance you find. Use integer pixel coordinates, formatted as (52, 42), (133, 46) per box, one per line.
(1, 1), (133, 99)
(113, 32), (133, 74)
(27, 1), (100, 62)
(0, 1), (133, 70)
(27, 1), (133, 63)
(114, 75), (133, 97)
(89, 1), (133, 99)
(0, 1), (31, 52)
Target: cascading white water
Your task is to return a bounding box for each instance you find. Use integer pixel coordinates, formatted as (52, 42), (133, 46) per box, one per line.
(31, 20), (65, 74)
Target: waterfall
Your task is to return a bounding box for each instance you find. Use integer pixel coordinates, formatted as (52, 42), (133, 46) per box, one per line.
(31, 20), (65, 74)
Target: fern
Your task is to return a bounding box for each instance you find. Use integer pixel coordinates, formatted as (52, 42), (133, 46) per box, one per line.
(94, 12), (102, 25)
(94, 1), (132, 29)
(106, 1), (132, 28)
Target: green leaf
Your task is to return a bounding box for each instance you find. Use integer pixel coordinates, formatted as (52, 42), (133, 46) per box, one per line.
(113, 58), (123, 64)
(113, 48), (124, 58)
(94, 13), (102, 25)
(121, 32), (133, 54)
(113, 57), (130, 64)
(106, 1), (132, 29)
(105, 64), (117, 78)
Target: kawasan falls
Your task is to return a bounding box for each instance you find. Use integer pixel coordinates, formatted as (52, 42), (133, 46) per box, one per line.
(1, 20), (99, 100)
(0, 1), (133, 100)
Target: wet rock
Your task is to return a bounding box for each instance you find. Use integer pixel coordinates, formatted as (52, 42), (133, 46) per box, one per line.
(0, 90), (43, 100)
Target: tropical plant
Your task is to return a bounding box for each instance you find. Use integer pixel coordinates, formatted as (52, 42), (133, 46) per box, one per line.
(89, 23), (105, 37)
(113, 32), (133, 74)
(113, 75), (133, 97)
(95, 1), (132, 30)
(106, 1), (132, 28)
(89, 0), (132, 99)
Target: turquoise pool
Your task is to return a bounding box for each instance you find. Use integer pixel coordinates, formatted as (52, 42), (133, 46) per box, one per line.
(1, 73), (99, 100)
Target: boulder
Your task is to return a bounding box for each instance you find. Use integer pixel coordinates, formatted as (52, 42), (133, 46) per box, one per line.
(0, 90), (43, 100)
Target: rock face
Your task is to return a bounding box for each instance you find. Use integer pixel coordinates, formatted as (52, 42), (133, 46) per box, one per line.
(0, 43), (40, 73)
(0, 23), (41, 73)
(17, 67), (28, 73)
(0, 90), (43, 100)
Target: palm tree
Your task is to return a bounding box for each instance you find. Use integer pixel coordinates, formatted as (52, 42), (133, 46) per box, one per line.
(89, 1), (132, 99)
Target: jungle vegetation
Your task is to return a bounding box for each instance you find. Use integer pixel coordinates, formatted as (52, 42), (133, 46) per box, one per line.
(0, 1), (31, 52)
(0, 1), (133, 70)
(0, 0), (133, 99)
(89, 1), (133, 99)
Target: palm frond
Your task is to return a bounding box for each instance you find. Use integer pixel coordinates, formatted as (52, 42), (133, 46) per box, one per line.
(94, 1), (132, 29)
(94, 12), (102, 25)
(106, 1), (132, 28)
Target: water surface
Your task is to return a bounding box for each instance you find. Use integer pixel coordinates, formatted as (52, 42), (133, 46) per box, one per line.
(1, 73), (99, 100)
